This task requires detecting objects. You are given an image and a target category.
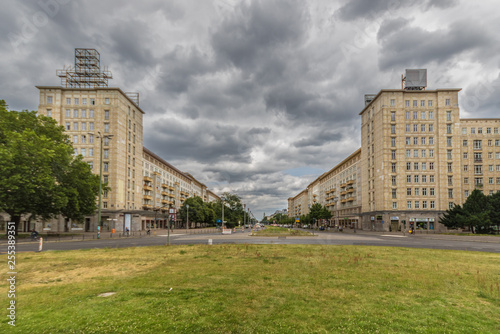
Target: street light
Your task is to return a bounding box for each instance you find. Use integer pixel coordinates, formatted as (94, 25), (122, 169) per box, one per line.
(221, 196), (225, 229)
(89, 131), (113, 237)
(186, 204), (189, 233)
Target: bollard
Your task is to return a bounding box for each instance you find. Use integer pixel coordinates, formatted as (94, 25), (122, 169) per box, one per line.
(208, 239), (212, 245)
(38, 237), (43, 252)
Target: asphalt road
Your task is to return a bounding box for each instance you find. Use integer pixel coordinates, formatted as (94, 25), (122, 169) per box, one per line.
(4, 230), (500, 253)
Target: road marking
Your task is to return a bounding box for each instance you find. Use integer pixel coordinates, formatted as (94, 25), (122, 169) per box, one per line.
(380, 235), (407, 238)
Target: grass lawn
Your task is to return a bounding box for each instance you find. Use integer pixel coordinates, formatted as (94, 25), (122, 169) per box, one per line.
(1, 245), (499, 333)
(251, 227), (315, 237)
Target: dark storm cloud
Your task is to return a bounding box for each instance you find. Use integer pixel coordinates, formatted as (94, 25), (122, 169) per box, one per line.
(293, 132), (343, 148)
(335, 0), (458, 21)
(211, 0), (307, 70)
(378, 20), (493, 70)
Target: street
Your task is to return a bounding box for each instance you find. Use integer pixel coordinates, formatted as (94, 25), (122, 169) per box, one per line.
(3, 229), (500, 253)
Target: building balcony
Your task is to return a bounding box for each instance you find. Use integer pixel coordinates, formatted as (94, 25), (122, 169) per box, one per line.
(168, 186), (175, 191)
(341, 199), (347, 203)
(143, 195), (153, 200)
(340, 183), (347, 188)
(161, 191), (169, 196)
(161, 199), (169, 205)
(161, 183), (168, 188)
(180, 197), (186, 201)
(168, 193), (175, 198)
(142, 204), (153, 210)
(474, 159), (482, 163)
(143, 176), (153, 182)
(347, 188), (354, 193)
(346, 197), (355, 202)
(340, 191), (347, 196)
(346, 180), (355, 185)
(143, 185), (153, 191)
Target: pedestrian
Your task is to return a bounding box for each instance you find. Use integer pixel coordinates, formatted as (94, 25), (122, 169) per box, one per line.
(125, 227), (130, 236)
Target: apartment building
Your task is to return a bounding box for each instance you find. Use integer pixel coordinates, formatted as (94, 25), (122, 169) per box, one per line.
(28, 48), (220, 233)
(37, 86), (145, 232)
(142, 148), (219, 229)
(288, 149), (361, 227)
(289, 71), (500, 232)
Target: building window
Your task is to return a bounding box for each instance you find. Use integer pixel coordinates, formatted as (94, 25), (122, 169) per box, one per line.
(474, 165), (482, 175)
(90, 98), (95, 105)
(103, 162), (109, 172)
(392, 202), (397, 209)
(392, 189), (397, 199)
(391, 163), (396, 173)
(413, 124), (418, 132)
(446, 111), (452, 121)
(104, 123), (109, 133)
(405, 100), (410, 107)
(448, 176), (453, 186)
(406, 149), (411, 158)
(422, 175), (427, 183)
(406, 162), (411, 171)
(414, 175), (419, 183)
(415, 201), (420, 209)
(414, 162), (419, 170)
(81, 135), (86, 144)
(447, 150), (452, 159)
(430, 175), (434, 183)
(487, 127), (491, 134)
(449, 202), (454, 209)
(488, 140), (492, 147)
(428, 100), (433, 107)
(478, 127), (483, 134)
(430, 201), (435, 209)
(47, 96), (53, 104)
(421, 124), (426, 132)
(392, 176), (396, 186)
(74, 109), (79, 118)
(447, 137), (452, 147)
(463, 139), (468, 147)
(105, 110), (110, 120)
(391, 125), (396, 134)
(429, 162), (434, 170)
(90, 109), (94, 118)
(421, 137), (426, 145)
(105, 97), (110, 104)
(429, 137), (434, 145)
(104, 149), (109, 159)
(464, 165), (468, 172)
(413, 100), (418, 107)
(103, 202), (108, 209)
(473, 140), (482, 150)
(66, 109), (71, 118)
(414, 188), (419, 196)
(82, 109), (87, 118)
(448, 163), (453, 173)
(429, 124), (433, 132)
(429, 149), (434, 157)
(74, 98), (79, 105)
(422, 188), (427, 195)
(390, 111), (395, 120)
(429, 111), (433, 120)
(73, 122), (78, 130)
(406, 111), (410, 120)
(463, 152), (468, 159)
(104, 136), (109, 146)
(66, 98), (71, 105)
(447, 124), (452, 134)
(65, 122), (70, 130)
(422, 162), (427, 170)
(489, 177), (494, 184)
(407, 175), (412, 183)
(407, 201), (412, 209)
(430, 188), (435, 196)
(421, 149), (426, 158)
(391, 150), (396, 159)
(405, 137), (411, 145)
(475, 177), (483, 186)
(471, 128), (476, 134)
(82, 98), (87, 105)
(494, 128), (499, 134)
(445, 98), (450, 106)
(89, 148), (94, 156)
(414, 137), (418, 145)
(420, 111), (425, 120)
(414, 149), (418, 158)
(88, 162), (93, 169)
(407, 188), (412, 196)
(413, 111), (418, 120)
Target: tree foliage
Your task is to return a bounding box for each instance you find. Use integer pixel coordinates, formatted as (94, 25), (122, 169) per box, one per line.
(440, 189), (499, 234)
(0, 101), (100, 234)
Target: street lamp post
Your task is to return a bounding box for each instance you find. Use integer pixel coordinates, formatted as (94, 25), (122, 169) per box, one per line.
(221, 196), (225, 229)
(90, 131), (113, 238)
(186, 204), (189, 233)
(243, 204), (246, 230)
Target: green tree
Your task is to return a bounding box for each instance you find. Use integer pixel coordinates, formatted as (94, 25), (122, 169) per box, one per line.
(179, 196), (205, 227)
(489, 191), (500, 232)
(463, 189), (492, 233)
(0, 101), (100, 234)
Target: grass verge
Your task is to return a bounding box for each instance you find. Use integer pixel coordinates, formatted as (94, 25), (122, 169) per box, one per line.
(251, 227), (315, 237)
(1, 245), (499, 333)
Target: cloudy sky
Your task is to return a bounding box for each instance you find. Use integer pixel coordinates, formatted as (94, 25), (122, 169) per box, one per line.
(2, 0), (500, 220)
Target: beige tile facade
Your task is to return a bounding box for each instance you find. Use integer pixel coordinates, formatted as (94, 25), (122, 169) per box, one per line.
(37, 86), (145, 231)
(289, 87), (500, 232)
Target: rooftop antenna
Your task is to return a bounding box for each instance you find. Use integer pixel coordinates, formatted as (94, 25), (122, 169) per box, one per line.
(57, 48), (112, 88)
